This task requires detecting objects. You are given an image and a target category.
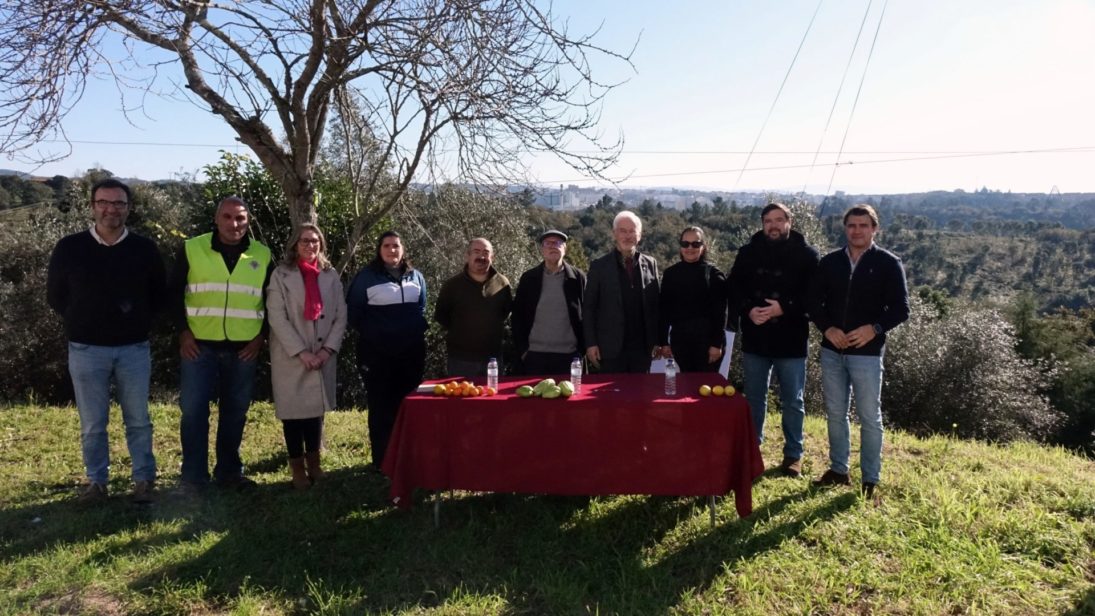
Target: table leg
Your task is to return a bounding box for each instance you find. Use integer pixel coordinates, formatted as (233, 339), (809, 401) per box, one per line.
(708, 495), (716, 528)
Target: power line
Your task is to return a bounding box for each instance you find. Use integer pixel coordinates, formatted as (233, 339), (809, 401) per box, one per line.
(540, 146), (1095, 185)
(37, 138), (1080, 155)
(825, 0), (889, 195)
(803, 0), (874, 193)
(734, 0), (825, 190)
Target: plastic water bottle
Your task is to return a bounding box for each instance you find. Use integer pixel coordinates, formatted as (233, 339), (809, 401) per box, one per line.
(664, 358), (678, 396)
(486, 357), (499, 391)
(570, 356), (583, 395)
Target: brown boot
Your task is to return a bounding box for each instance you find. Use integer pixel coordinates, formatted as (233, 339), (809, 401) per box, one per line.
(304, 450), (325, 483)
(288, 457), (311, 490)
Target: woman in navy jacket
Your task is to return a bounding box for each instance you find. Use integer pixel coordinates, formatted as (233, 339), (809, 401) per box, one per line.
(346, 231), (427, 470)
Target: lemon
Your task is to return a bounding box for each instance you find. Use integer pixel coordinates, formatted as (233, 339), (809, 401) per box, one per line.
(712, 385), (725, 396)
(724, 385), (736, 396)
(699, 385), (712, 397)
(432, 384), (446, 395)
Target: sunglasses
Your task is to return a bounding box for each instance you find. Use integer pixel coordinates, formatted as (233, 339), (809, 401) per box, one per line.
(679, 240), (704, 249)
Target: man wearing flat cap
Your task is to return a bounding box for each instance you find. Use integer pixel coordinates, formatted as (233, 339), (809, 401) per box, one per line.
(512, 230), (587, 375)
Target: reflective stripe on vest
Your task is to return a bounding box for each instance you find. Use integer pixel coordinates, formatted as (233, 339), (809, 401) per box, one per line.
(183, 232), (271, 341)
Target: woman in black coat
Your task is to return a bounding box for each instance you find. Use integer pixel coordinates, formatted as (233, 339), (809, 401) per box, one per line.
(658, 226), (727, 372)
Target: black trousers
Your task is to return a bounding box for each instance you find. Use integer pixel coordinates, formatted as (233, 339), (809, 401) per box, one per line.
(282, 417), (324, 458)
(670, 338), (721, 373)
(521, 350), (576, 376)
(361, 353), (425, 467)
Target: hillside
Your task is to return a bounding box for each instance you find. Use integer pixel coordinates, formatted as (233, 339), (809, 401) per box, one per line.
(1, 403), (1092, 614)
(888, 227), (1095, 310)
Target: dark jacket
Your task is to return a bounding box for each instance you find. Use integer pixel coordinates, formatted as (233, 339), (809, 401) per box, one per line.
(345, 264), (428, 365)
(583, 249), (660, 357)
(434, 266), (513, 361)
(512, 261), (586, 356)
(807, 243), (910, 356)
(658, 260), (726, 349)
(728, 230), (820, 357)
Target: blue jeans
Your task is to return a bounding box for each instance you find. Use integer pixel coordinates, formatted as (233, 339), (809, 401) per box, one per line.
(179, 344), (257, 483)
(68, 341), (156, 484)
(820, 348), (884, 484)
(742, 353), (806, 460)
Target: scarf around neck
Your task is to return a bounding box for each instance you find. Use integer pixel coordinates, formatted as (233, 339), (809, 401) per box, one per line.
(298, 259), (323, 321)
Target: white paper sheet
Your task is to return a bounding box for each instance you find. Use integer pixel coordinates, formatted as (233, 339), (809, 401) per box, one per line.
(718, 330), (736, 379)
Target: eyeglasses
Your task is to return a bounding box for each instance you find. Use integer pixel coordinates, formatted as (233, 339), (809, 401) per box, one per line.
(542, 240), (565, 248)
(92, 199), (128, 210)
(298, 238), (321, 245)
(679, 240), (704, 248)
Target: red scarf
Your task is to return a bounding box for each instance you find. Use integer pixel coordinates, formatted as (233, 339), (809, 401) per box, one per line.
(298, 259), (323, 321)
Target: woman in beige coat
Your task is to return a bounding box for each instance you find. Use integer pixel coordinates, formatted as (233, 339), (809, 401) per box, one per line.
(266, 223), (347, 489)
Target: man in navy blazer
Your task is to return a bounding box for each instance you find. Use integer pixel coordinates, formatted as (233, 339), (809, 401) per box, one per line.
(583, 211), (661, 373)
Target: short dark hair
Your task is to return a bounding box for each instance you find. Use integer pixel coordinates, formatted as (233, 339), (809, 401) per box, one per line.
(761, 202), (792, 221)
(843, 204), (880, 227)
(369, 230), (414, 273)
(90, 178), (132, 205)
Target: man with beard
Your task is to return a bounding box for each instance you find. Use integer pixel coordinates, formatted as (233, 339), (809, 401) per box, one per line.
(512, 230), (586, 376)
(583, 211), (660, 373)
(728, 202), (820, 477)
(435, 237), (513, 376)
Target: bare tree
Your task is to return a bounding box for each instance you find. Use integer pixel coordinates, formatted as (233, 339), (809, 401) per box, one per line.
(0, 0), (633, 260)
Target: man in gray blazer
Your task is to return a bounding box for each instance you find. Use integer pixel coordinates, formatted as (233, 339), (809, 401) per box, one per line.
(583, 211), (661, 373)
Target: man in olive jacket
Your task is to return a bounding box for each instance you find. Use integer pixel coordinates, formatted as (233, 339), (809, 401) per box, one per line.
(583, 211), (660, 373)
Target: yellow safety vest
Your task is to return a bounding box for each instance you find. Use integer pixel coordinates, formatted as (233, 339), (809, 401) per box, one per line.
(184, 233), (271, 341)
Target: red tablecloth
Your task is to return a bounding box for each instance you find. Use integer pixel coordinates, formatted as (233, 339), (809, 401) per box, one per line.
(382, 373), (765, 517)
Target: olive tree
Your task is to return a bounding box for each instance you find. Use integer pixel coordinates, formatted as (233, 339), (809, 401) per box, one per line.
(0, 1), (633, 269)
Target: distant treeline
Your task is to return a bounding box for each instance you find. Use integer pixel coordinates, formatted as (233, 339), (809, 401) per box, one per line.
(819, 188), (1095, 230)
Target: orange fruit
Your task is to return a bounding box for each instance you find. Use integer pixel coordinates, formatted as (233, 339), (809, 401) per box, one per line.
(485, 387), (497, 396)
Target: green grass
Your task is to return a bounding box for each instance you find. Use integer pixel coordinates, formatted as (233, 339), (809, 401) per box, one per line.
(1, 403), (1092, 615)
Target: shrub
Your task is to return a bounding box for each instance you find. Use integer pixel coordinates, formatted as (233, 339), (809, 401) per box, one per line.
(0, 207), (84, 402)
(883, 297), (1062, 442)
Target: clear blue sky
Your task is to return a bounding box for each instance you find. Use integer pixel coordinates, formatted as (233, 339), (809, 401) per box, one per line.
(10, 0), (1095, 194)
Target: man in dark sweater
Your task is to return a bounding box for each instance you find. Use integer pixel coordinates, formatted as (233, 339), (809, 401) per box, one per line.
(512, 230), (586, 375)
(728, 203), (820, 477)
(434, 238), (513, 377)
(47, 178), (166, 504)
(808, 204), (909, 498)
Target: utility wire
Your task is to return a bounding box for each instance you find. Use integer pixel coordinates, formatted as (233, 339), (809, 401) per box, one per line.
(802, 0), (874, 194)
(825, 0), (889, 195)
(539, 146), (1095, 184)
(733, 0), (825, 190)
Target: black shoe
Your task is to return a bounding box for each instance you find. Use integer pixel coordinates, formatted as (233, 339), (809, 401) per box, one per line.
(813, 469), (851, 487)
(215, 475), (258, 491)
(861, 482), (876, 498)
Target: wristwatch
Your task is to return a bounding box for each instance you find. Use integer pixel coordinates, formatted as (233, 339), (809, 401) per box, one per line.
(872, 323), (883, 336)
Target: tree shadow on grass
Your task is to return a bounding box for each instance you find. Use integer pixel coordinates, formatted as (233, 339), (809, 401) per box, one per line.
(119, 480), (857, 614)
